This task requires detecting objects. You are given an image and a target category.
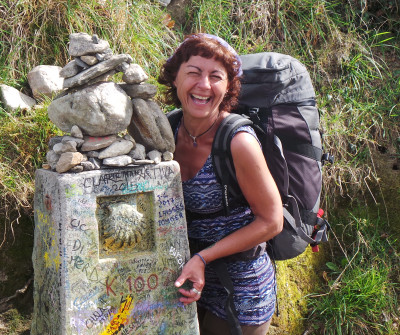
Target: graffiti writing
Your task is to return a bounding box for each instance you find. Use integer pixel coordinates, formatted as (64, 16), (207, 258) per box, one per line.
(100, 295), (134, 335)
(169, 246), (186, 269)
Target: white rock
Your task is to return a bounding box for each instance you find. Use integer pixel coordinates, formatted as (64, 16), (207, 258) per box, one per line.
(147, 150), (162, 163)
(98, 139), (134, 159)
(102, 155), (133, 167)
(68, 33), (110, 57)
(0, 84), (36, 111)
(48, 82), (132, 136)
(162, 151), (174, 161)
(27, 65), (64, 99)
(157, 0), (171, 6)
(122, 64), (148, 84)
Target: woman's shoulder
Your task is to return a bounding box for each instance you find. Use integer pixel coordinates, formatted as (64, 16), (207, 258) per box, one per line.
(231, 123), (261, 147)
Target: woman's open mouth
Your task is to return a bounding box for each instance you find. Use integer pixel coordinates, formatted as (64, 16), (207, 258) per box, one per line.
(191, 94), (211, 105)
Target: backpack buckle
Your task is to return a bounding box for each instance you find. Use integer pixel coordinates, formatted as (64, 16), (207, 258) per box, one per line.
(321, 152), (334, 165)
(248, 107), (260, 124)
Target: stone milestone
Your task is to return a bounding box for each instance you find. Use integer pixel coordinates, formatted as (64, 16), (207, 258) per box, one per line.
(32, 162), (199, 335)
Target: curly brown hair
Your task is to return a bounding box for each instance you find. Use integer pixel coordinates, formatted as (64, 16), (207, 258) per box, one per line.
(158, 33), (242, 113)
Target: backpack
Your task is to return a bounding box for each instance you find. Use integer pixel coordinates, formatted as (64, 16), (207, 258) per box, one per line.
(168, 52), (332, 261)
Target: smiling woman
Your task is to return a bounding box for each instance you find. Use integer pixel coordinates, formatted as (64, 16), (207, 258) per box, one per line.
(158, 34), (283, 335)
(172, 55), (228, 147)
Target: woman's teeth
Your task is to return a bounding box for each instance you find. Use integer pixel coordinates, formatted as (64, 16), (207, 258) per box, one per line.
(192, 94), (210, 104)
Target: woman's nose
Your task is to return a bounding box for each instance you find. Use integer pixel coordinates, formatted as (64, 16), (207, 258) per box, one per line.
(197, 74), (211, 89)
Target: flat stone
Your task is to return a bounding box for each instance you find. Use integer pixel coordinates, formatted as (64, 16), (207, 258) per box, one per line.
(48, 82), (132, 136)
(81, 135), (117, 151)
(80, 55), (98, 66)
(62, 136), (84, 147)
(119, 82), (157, 99)
(98, 139), (134, 159)
(55, 152), (84, 173)
(0, 84), (36, 111)
(122, 63), (148, 84)
(127, 99), (166, 152)
(102, 154), (133, 167)
(63, 54), (133, 89)
(60, 60), (80, 78)
(68, 69), (117, 91)
(132, 159), (155, 165)
(53, 141), (77, 154)
(27, 65), (64, 99)
(68, 32), (110, 57)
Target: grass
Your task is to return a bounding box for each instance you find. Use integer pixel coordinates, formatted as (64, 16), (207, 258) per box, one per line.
(0, 0), (399, 334)
(0, 0), (179, 86)
(0, 104), (61, 247)
(306, 212), (399, 334)
(0, 308), (30, 334)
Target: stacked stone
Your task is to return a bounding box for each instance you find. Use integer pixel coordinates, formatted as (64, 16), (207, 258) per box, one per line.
(45, 32), (175, 174)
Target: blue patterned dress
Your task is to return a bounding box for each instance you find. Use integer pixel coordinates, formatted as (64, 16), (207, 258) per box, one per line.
(177, 121), (276, 325)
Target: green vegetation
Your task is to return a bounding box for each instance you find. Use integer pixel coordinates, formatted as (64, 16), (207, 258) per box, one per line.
(307, 212), (399, 334)
(0, 0), (399, 334)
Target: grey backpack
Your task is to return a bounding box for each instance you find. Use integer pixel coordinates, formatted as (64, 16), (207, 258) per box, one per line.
(213, 52), (332, 260)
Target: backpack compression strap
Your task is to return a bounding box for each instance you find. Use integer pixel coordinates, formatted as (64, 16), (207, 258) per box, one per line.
(212, 113), (253, 215)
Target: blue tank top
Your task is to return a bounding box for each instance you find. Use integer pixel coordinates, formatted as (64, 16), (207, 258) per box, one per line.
(177, 121), (276, 324)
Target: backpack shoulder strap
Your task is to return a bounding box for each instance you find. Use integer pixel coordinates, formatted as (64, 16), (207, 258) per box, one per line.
(166, 108), (183, 133)
(212, 113), (253, 215)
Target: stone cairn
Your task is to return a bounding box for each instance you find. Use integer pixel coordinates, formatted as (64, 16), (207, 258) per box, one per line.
(41, 32), (175, 174)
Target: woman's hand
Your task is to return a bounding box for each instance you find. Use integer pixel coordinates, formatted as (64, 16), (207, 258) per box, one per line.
(174, 254), (206, 305)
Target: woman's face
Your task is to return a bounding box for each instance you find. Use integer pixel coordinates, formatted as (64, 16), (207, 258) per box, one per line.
(173, 55), (228, 120)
